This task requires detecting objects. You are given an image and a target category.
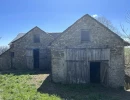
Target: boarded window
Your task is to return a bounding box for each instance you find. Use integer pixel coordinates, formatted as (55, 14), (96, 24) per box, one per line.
(33, 34), (40, 43)
(81, 30), (90, 42)
(10, 52), (14, 58)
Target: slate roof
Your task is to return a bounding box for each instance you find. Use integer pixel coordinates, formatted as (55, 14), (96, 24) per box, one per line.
(12, 33), (25, 42)
(9, 33), (25, 45)
(48, 33), (61, 39)
(9, 31), (61, 45)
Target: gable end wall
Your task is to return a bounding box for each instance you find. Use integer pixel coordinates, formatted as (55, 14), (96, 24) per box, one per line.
(51, 15), (125, 87)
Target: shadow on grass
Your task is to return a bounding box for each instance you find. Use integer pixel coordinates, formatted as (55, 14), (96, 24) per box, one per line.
(1, 70), (130, 100)
(0, 69), (50, 75)
(37, 76), (130, 100)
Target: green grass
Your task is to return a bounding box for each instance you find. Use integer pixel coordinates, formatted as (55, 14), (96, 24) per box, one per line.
(0, 73), (61, 100)
(0, 71), (130, 100)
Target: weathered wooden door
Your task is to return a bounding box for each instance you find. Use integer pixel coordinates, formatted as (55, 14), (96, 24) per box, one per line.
(39, 49), (51, 70)
(65, 48), (88, 84)
(26, 49), (33, 69)
(100, 61), (108, 85)
(65, 48), (110, 84)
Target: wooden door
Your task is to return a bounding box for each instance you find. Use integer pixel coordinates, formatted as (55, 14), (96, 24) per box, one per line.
(39, 49), (51, 70)
(65, 48), (88, 84)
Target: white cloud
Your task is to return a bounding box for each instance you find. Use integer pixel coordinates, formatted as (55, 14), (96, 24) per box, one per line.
(92, 14), (98, 18)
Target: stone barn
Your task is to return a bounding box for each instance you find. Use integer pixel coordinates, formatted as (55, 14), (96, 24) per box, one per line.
(0, 26), (60, 70)
(51, 14), (129, 87)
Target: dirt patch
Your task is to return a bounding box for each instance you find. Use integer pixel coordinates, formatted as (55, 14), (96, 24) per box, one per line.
(28, 74), (49, 88)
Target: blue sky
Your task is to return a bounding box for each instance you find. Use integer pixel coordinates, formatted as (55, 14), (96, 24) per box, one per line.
(0, 0), (130, 45)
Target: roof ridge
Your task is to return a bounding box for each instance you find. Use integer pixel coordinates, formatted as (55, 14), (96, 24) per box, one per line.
(50, 14), (130, 46)
(49, 14), (90, 45)
(47, 32), (62, 33)
(10, 26), (54, 44)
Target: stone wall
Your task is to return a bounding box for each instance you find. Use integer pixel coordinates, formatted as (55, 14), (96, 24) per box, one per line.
(51, 49), (66, 83)
(108, 47), (125, 87)
(0, 49), (11, 70)
(0, 27), (54, 70)
(51, 15), (125, 87)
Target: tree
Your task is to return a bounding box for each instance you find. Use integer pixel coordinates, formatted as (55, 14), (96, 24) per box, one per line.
(94, 15), (130, 68)
(0, 37), (8, 55)
(0, 37), (9, 55)
(126, 11), (130, 24)
(120, 11), (130, 68)
(94, 16), (122, 36)
(120, 11), (130, 40)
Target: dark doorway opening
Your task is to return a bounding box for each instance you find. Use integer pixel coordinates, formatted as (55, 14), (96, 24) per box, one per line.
(90, 62), (100, 83)
(33, 49), (39, 69)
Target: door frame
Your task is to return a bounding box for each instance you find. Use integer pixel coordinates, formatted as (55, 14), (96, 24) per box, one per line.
(89, 61), (101, 83)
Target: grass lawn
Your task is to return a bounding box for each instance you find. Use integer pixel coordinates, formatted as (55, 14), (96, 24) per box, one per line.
(0, 71), (130, 100)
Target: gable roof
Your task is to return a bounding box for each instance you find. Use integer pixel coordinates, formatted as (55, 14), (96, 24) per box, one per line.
(10, 26), (54, 44)
(9, 33), (25, 45)
(9, 27), (61, 45)
(50, 14), (130, 46)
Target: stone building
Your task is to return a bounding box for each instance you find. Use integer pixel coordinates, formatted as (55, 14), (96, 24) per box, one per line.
(0, 26), (60, 70)
(51, 14), (129, 87)
(0, 14), (129, 87)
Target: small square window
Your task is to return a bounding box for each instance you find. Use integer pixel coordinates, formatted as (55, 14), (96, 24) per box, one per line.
(33, 34), (40, 43)
(11, 52), (14, 58)
(81, 30), (90, 42)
